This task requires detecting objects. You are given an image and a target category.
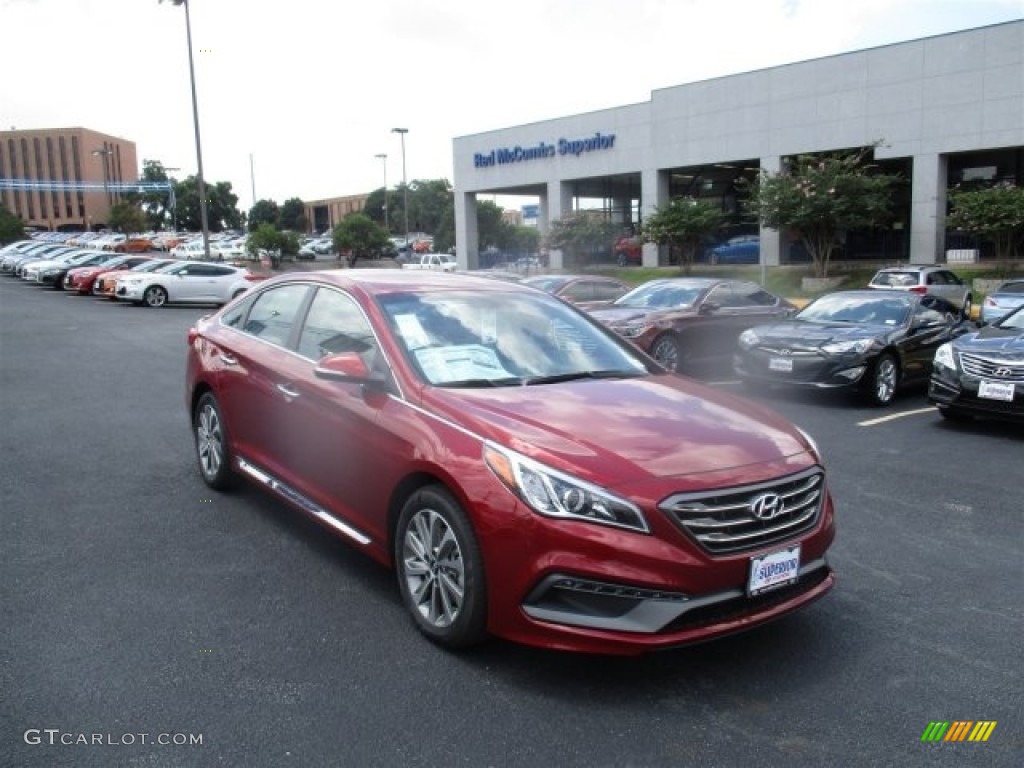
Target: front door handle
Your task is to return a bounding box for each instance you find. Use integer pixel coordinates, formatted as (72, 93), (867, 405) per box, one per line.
(276, 383), (300, 399)
(220, 353), (238, 365)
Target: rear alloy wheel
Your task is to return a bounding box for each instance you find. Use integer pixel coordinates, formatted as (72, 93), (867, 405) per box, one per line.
(395, 486), (486, 650)
(650, 334), (683, 372)
(143, 285), (168, 308)
(194, 393), (236, 490)
(866, 353), (899, 406)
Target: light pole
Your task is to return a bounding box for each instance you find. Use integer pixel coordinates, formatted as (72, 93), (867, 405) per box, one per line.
(162, 0), (210, 261)
(91, 148), (113, 229)
(374, 153), (388, 232)
(164, 167), (181, 232)
(391, 128), (409, 251)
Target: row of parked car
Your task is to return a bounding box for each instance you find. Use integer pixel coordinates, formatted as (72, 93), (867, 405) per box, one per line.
(0, 239), (263, 306)
(511, 266), (1023, 419)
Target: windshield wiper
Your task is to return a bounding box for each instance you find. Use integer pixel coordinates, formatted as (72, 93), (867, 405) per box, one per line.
(441, 377), (522, 388)
(522, 370), (641, 386)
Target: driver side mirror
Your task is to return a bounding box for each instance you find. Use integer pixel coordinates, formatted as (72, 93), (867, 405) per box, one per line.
(698, 300), (721, 315)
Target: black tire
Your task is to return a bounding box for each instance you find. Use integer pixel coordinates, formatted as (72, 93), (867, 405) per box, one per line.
(143, 285), (168, 308)
(395, 485), (487, 650)
(865, 352), (899, 406)
(650, 333), (683, 372)
(193, 392), (237, 490)
(961, 294), (973, 321)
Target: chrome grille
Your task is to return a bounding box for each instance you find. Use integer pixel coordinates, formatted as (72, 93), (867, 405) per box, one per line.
(959, 352), (1024, 383)
(756, 346), (820, 357)
(660, 467), (824, 554)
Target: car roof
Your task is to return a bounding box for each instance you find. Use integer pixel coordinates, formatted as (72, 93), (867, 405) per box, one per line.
(262, 269), (538, 296)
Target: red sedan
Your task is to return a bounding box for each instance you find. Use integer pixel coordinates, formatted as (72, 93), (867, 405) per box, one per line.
(186, 270), (835, 654)
(64, 255), (153, 295)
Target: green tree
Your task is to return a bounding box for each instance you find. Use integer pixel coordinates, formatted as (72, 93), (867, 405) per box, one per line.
(139, 160), (173, 230)
(947, 181), (1024, 265)
(248, 199), (279, 231)
(278, 197), (307, 233)
(642, 196), (727, 274)
(245, 223), (299, 269)
(508, 225), (541, 257)
(545, 211), (620, 266)
(476, 200), (515, 251)
(107, 202), (148, 237)
(174, 176), (242, 232)
(332, 213), (391, 267)
(0, 203), (26, 245)
(744, 146), (901, 277)
(363, 187), (392, 233)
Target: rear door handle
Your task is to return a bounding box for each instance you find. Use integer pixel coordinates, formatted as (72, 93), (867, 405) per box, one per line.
(220, 353), (238, 365)
(276, 383), (300, 399)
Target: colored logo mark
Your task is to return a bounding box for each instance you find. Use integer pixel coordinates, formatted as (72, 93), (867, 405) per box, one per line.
(921, 721), (997, 742)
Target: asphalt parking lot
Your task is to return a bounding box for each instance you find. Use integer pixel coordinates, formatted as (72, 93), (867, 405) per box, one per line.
(1, 276), (1021, 768)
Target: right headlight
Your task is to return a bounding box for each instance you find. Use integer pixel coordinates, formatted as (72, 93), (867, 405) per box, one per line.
(934, 343), (956, 371)
(483, 442), (649, 533)
(738, 329), (760, 349)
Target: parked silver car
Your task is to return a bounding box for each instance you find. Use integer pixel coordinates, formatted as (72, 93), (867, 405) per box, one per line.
(868, 266), (973, 318)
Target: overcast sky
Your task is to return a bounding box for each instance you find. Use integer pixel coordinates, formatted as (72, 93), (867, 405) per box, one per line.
(3, 0), (1022, 212)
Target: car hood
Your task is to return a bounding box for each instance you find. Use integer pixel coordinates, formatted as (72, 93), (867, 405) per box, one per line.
(588, 306), (696, 326)
(954, 325), (1024, 355)
(422, 375), (810, 487)
(751, 320), (888, 349)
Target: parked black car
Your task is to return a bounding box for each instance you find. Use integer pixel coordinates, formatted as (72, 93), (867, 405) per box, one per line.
(929, 304), (1024, 422)
(735, 290), (969, 405)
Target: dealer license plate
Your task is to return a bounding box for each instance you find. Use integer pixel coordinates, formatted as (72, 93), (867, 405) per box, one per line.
(748, 545), (801, 596)
(769, 357), (793, 372)
(978, 380), (1014, 401)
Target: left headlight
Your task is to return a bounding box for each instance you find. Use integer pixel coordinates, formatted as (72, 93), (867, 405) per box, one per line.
(738, 329), (760, 349)
(483, 442), (649, 533)
(821, 338), (873, 355)
(934, 342), (956, 370)
(613, 323), (651, 340)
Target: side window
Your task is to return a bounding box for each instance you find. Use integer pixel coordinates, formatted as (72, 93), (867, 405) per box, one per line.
(242, 284), (310, 347)
(704, 284), (732, 308)
(561, 282), (593, 302)
(221, 295), (253, 329)
(592, 282), (626, 301)
(730, 281), (777, 307)
(297, 287), (380, 366)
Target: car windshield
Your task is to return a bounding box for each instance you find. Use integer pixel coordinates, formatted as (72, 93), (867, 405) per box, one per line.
(133, 260), (171, 272)
(996, 281), (1024, 294)
(378, 290), (650, 387)
(996, 306), (1024, 330)
(522, 276), (568, 292)
(797, 294), (912, 325)
(613, 281), (707, 309)
(870, 271), (919, 287)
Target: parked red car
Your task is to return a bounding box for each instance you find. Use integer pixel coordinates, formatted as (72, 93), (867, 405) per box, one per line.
(64, 255), (153, 295)
(186, 270), (835, 655)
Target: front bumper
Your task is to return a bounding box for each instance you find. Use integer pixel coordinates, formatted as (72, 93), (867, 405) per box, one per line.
(929, 368), (1024, 420)
(734, 350), (868, 390)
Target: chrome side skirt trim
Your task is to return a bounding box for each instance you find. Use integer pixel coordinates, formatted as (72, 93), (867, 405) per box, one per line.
(236, 457), (372, 546)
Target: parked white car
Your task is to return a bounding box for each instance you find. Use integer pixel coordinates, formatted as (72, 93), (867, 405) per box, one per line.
(171, 241), (206, 261)
(114, 261), (261, 307)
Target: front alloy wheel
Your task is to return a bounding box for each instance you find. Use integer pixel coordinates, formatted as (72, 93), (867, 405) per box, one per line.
(650, 334), (682, 372)
(866, 353), (899, 406)
(144, 285), (168, 308)
(395, 486), (486, 649)
(194, 393), (236, 490)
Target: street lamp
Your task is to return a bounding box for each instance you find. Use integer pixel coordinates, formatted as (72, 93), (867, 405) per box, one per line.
(374, 153), (388, 232)
(164, 166), (181, 232)
(161, 0), (210, 261)
(391, 128), (409, 251)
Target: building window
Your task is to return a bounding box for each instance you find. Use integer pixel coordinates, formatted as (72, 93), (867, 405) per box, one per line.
(21, 139), (34, 220)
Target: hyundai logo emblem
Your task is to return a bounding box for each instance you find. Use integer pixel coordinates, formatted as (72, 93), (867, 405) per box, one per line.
(993, 367), (1014, 377)
(750, 492), (784, 521)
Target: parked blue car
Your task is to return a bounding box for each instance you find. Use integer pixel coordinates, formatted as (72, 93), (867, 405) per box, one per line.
(707, 235), (759, 265)
(980, 278), (1024, 324)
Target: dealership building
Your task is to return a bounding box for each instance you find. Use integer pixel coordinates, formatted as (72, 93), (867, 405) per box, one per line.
(452, 21), (1023, 270)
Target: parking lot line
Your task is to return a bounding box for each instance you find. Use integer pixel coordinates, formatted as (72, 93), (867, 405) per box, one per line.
(857, 407), (936, 426)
